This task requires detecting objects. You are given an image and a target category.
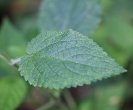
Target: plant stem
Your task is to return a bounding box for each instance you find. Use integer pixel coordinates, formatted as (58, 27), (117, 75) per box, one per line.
(63, 90), (78, 110)
(48, 90), (69, 110)
(58, 97), (70, 110)
(11, 58), (21, 65)
(37, 100), (55, 110)
(0, 53), (12, 65)
(0, 52), (21, 65)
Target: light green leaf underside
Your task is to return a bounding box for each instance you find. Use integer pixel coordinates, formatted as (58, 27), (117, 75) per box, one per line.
(39, 0), (101, 35)
(0, 76), (27, 110)
(19, 29), (126, 89)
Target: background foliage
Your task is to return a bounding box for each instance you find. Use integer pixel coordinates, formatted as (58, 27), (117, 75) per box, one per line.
(0, 0), (133, 110)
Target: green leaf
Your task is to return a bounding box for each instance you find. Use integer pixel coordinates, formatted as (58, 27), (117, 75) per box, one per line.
(19, 29), (126, 89)
(0, 59), (16, 76)
(0, 19), (26, 58)
(92, 16), (133, 65)
(39, 0), (101, 35)
(79, 99), (93, 110)
(108, 0), (133, 18)
(94, 82), (126, 110)
(105, 17), (133, 52)
(0, 76), (27, 110)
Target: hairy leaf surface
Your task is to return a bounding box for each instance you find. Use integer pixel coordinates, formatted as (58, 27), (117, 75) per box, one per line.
(39, 0), (101, 35)
(19, 29), (126, 89)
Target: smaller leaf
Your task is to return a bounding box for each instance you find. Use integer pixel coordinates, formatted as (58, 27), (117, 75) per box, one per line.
(92, 16), (133, 65)
(79, 99), (93, 110)
(19, 29), (126, 89)
(0, 19), (26, 58)
(0, 76), (27, 110)
(105, 17), (133, 52)
(94, 82), (127, 110)
(0, 59), (16, 76)
(39, 0), (101, 35)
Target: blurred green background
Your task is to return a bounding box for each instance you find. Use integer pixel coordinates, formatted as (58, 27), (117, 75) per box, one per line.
(0, 0), (133, 110)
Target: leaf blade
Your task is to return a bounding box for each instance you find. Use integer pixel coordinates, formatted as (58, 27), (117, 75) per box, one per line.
(39, 0), (101, 35)
(19, 29), (126, 89)
(0, 19), (26, 58)
(0, 76), (27, 110)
